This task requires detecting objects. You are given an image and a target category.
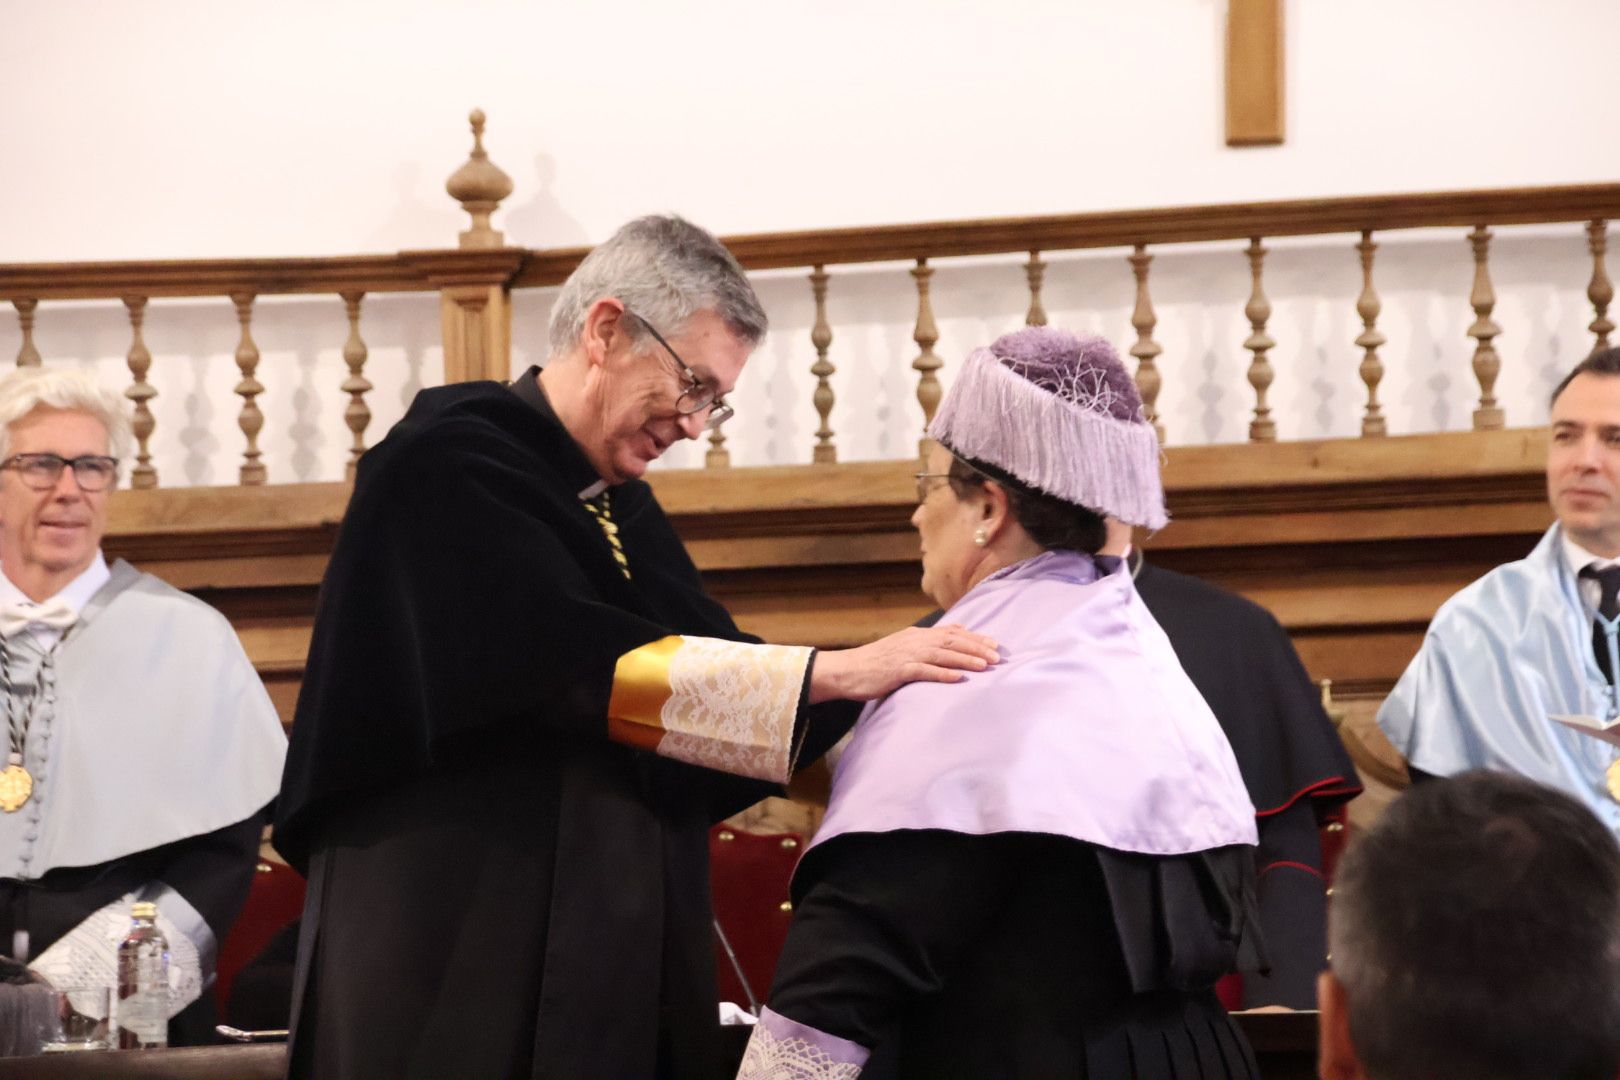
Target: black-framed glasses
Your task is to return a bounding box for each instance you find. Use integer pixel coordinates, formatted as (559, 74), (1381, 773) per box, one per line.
(914, 471), (953, 503)
(0, 453), (120, 492)
(623, 310), (735, 429)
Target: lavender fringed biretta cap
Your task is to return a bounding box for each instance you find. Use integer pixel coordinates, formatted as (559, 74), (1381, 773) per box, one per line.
(928, 326), (1168, 530)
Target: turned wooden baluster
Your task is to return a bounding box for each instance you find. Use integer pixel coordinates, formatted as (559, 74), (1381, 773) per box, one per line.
(13, 300), (41, 367)
(123, 296), (158, 487)
(1127, 245), (1165, 443)
(1467, 226), (1504, 430)
(340, 291), (372, 480)
(912, 258), (942, 457)
(1355, 231), (1387, 437)
(1588, 219), (1614, 355)
(809, 266), (837, 464)
(705, 408), (730, 468)
(1024, 251), (1048, 327)
(230, 292), (267, 484)
(1243, 237), (1277, 441)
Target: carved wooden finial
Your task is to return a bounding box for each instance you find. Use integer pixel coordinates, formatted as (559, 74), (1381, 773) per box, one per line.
(445, 108), (514, 249)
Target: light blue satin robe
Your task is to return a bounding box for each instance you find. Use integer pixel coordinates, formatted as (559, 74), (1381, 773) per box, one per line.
(1378, 524), (1620, 829)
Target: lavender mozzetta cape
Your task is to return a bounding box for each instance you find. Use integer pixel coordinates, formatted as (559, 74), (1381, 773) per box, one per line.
(813, 551), (1258, 856)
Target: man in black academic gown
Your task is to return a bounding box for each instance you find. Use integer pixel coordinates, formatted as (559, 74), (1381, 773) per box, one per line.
(1131, 553), (1361, 1009)
(273, 215), (998, 1079)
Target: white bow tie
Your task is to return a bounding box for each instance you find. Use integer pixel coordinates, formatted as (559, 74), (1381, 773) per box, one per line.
(0, 598), (78, 640)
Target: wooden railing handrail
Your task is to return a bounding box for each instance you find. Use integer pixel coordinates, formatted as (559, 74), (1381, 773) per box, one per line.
(0, 249), (526, 302)
(4, 183), (1616, 302)
(516, 181), (1620, 284)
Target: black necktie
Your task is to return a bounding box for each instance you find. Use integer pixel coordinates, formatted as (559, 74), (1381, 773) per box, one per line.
(1581, 564), (1620, 682)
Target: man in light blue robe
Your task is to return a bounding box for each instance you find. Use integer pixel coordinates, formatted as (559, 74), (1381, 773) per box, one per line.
(0, 369), (286, 1050)
(1380, 347), (1620, 829)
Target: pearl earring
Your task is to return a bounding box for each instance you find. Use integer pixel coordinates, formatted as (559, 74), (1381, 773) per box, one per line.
(973, 527), (989, 547)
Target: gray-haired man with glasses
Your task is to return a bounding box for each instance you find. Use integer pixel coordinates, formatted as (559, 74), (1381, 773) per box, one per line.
(0, 367), (285, 1049)
(277, 214), (999, 1079)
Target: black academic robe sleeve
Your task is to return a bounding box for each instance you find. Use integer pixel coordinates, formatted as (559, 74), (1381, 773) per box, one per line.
(607, 463), (862, 820)
(1134, 562), (1361, 1009)
(1243, 799), (1329, 1008)
(276, 386), (846, 869)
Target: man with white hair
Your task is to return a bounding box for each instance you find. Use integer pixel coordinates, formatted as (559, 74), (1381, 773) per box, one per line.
(0, 367), (286, 1047)
(275, 215), (998, 1079)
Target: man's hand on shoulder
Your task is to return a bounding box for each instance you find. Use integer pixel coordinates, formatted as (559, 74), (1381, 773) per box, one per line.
(807, 623), (1001, 704)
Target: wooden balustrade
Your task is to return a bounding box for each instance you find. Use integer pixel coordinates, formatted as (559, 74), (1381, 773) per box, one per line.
(909, 258), (942, 458)
(1354, 231), (1386, 438)
(1127, 245), (1164, 443)
(122, 296), (158, 487)
(339, 291), (371, 481)
(1467, 226), (1505, 431)
(1589, 219), (1614, 355)
(1, 121), (1618, 485)
(808, 266), (836, 465)
(1023, 251), (1048, 328)
(12, 299), (40, 367)
(1242, 238), (1277, 442)
(706, 418), (730, 469)
(231, 292), (267, 485)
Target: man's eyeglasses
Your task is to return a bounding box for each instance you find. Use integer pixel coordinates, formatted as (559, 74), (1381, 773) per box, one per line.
(0, 453), (120, 492)
(623, 310), (734, 429)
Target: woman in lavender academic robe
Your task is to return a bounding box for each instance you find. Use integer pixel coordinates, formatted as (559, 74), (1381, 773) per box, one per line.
(737, 329), (1264, 1080)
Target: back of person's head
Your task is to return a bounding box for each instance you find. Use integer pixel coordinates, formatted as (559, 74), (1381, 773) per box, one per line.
(546, 214), (767, 356)
(1550, 345), (1620, 407)
(1323, 770), (1620, 1080)
(0, 367), (131, 461)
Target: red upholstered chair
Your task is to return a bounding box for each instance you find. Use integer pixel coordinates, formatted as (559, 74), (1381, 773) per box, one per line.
(709, 825), (804, 1010)
(1317, 806), (1350, 882)
(214, 860), (306, 1014)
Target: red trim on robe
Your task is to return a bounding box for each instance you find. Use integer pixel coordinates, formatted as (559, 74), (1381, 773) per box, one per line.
(1258, 859), (1325, 881)
(1253, 775), (1363, 818)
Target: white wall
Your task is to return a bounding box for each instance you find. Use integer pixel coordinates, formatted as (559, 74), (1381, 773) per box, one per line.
(0, 1), (1615, 482)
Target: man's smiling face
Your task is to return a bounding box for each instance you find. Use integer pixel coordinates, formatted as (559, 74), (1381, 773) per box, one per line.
(0, 407), (113, 587)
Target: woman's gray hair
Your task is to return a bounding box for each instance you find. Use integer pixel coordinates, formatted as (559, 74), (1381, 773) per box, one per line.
(0, 367), (132, 462)
(547, 215), (767, 355)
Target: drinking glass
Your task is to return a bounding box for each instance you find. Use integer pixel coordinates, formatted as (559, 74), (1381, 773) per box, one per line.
(38, 986), (112, 1053)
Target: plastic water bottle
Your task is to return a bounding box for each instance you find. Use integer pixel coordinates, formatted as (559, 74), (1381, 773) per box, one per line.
(116, 902), (168, 1049)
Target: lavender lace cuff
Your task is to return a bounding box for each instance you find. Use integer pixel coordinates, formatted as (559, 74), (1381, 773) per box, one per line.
(735, 1006), (868, 1079)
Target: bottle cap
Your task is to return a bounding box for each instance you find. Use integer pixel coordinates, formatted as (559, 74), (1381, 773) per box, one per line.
(131, 902), (157, 919)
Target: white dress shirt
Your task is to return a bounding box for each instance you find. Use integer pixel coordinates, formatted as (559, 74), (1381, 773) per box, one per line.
(0, 552), (111, 650)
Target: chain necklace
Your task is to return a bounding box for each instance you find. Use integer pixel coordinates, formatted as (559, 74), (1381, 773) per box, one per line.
(0, 637), (57, 813)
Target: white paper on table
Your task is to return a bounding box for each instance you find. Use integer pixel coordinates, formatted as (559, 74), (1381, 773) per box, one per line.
(1552, 714), (1620, 748)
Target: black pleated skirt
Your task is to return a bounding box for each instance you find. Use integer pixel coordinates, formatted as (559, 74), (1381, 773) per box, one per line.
(768, 830), (1264, 1080)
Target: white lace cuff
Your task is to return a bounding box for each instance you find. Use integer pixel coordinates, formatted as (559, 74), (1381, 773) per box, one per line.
(607, 636), (812, 783)
(736, 1006), (868, 1079)
(28, 884), (209, 1018)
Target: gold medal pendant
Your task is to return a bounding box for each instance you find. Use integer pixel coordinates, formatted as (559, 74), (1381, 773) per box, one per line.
(0, 760), (32, 812)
